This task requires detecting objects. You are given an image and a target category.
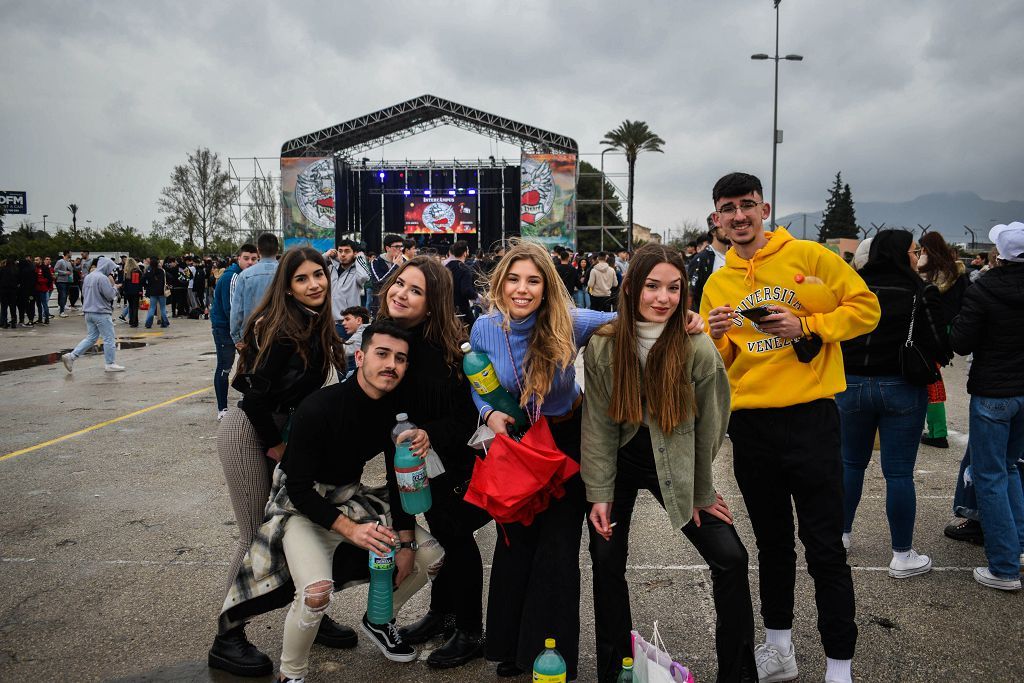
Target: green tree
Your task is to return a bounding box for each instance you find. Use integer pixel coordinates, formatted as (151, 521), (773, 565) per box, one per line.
(601, 120), (665, 251)
(576, 160), (625, 253)
(817, 172), (859, 241)
(157, 147), (237, 250)
(67, 203), (79, 238)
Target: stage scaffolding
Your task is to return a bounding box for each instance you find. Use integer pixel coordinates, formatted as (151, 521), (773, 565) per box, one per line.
(227, 157), (283, 243)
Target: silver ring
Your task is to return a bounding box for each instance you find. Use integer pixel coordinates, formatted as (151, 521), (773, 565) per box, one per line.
(375, 521), (380, 531)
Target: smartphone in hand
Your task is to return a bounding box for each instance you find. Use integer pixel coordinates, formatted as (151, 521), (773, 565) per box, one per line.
(738, 306), (774, 324)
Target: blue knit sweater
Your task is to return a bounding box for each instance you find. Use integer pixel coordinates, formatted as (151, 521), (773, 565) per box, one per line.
(468, 308), (616, 419)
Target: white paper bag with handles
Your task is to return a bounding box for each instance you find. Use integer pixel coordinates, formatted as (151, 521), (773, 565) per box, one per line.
(630, 621), (694, 683)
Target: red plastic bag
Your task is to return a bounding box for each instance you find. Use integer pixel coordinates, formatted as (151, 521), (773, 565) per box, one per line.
(463, 416), (579, 527)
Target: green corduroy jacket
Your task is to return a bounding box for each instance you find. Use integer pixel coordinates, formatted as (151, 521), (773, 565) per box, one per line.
(581, 331), (731, 531)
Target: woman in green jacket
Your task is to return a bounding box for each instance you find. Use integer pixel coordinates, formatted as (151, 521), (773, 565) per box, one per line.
(581, 243), (755, 683)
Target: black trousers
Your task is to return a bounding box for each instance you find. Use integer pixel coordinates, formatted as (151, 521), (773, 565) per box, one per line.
(729, 399), (857, 660)
(589, 427), (755, 683)
(590, 295), (613, 312)
(171, 288), (188, 316)
(18, 291), (34, 323)
(485, 410), (586, 679)
(423, 479), (491, 631)
(126, 292), (140, 326)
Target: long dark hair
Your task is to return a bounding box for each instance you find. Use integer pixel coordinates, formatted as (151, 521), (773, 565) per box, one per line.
(918, 232), (959, 284)
(377, 255), (467, 372)
(864, 229), (921, 289)
(235, 247), (345, 379)
(599, 243), (696, 433)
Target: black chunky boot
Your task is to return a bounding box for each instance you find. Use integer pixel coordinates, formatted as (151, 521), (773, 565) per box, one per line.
(427, 628), (484, 669)
(314, 614), (358, 648)
(398, 609), (455, 645)
(208, 624), (273, 677)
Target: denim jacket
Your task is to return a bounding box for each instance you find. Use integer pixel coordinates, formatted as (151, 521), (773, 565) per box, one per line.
(230, 259), (277, 343)
(581, 332), (731, 531)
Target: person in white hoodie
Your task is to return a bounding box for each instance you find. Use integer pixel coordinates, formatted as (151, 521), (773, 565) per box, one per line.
(587, 252), (619, 312)
(62, 257), (125, 373)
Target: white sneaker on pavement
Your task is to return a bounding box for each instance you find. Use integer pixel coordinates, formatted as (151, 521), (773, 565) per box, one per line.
(59, 312), (68, 318)
(104, 363), (126, 372)
(754, 642), (798, 682)
(842, 532), (851, 551)
(889, 549), (932, 578)
(973, 567), (1021, 591)
(217, 409), (229, 421)
(62, 353), (75, 373)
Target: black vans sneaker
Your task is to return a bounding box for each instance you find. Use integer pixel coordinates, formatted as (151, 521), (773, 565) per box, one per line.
(360, 614), (417, 662)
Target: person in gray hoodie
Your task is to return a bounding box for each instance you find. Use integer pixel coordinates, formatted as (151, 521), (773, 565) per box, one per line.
(62, 257), (125, 373)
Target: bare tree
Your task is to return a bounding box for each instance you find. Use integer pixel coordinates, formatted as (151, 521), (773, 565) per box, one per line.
(157, 148), (236, 250)
(243, 175), (279, 240)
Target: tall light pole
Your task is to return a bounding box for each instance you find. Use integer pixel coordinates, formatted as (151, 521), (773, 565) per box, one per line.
(43, 214), (48, 232)
(752, 0), (803, 232)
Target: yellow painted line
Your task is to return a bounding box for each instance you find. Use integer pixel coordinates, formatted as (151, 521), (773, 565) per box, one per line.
(0, 386), (213, 463)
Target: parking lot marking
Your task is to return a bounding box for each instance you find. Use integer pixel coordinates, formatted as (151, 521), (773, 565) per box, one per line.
(0, 386), (213, 463)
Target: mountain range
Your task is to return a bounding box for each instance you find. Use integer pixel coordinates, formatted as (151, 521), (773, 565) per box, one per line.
(775, 192), (1024, 246)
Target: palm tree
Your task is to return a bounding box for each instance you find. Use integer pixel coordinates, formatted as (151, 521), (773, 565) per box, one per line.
(67, 203), (79, 237)
(601, 120), (665, 251)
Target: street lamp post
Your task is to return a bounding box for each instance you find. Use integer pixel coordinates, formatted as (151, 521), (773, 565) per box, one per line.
(43, 214), (48, 232)
(752, 0), (803, 232)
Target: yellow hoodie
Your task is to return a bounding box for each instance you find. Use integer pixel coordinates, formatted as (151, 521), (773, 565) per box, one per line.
(699, 228), (880, 410)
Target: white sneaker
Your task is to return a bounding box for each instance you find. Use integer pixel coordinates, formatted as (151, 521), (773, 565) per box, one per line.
(61, 353), (75, 373)
(754, 642), (798, 682)
(59, 312), (68, 318)
(889, 549), (932, 578)
(104, 363), (126, 372)
(842, 532), (851, 551)
(973, 567), (1021, 591)
(217, 409), (229, 421)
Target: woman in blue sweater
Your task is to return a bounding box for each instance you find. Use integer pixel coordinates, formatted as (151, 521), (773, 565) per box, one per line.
(471, 240), (702, 679)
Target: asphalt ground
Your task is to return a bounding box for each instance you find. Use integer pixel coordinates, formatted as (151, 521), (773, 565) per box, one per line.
(0, 309), (1021, 682)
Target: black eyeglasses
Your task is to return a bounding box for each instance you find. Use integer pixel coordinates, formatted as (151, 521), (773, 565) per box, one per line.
(716, 200), (763, 217)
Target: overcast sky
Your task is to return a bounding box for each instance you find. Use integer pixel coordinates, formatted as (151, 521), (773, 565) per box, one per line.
(2, 0), (1021, 238)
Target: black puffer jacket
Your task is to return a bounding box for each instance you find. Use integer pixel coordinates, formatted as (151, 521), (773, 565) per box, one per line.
(841, 268), (950, 376)
(951, 262), (1024, 397)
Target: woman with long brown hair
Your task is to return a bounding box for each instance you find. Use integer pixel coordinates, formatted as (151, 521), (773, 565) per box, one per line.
(209, 247), (352, 677)
(375, 256), (492, 669)
(582, 244), (754, 682)
(918, 232), (968, 449)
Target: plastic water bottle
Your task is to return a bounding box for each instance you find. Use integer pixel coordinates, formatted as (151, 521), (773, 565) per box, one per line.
(617, 657), (634, 682)
(392, 413), (431, 514)
(460, 342), (528, 428)
(532, 638), (566, 682)
(793, 273), (838, 314)
(366, 546), (394, 625)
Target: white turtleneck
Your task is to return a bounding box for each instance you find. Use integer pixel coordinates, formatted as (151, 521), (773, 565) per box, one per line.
(636, 320), (667, 370)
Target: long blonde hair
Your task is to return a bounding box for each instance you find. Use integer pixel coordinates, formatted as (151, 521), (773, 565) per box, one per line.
(487, 239), (576, 411)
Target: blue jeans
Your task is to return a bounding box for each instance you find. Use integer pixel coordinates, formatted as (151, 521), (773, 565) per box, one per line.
(574, 289), (590, 309)
(57, 282), (69, 313)
(146, 295), (169, 327)
(35, 291), (51, 321)
(837, 375), (927, 551)
(72, 313), (116, 364)
(968, 394), (1024, 579)
(212, 327), (236, 411)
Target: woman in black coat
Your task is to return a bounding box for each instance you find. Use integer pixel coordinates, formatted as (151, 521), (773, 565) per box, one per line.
(17, 258), (37, 325)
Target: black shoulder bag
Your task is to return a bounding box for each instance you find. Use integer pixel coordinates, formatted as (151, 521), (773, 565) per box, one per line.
(900, 294), (940, 385)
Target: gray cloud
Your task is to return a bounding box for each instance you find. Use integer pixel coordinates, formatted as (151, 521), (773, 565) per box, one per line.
(2, 0), (1021, 236)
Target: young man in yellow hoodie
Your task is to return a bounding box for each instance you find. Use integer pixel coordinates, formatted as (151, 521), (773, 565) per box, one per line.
(700, 173), (880, 683)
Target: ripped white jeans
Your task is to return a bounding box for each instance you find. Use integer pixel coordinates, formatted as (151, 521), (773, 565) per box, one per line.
(279, 514), (445, 679)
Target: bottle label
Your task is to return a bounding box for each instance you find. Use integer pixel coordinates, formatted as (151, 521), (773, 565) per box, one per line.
(532, 674), (566, 682)
(369, 551), (394, 571)
(396, 463), (428, 493)
(467, 366), (500, 394)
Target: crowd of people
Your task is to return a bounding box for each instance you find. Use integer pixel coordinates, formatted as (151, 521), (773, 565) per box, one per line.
(13, 170), (1022, 682)
(193, 172), (1023, 683)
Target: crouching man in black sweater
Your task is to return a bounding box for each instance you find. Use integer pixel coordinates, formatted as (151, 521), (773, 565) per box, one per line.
(217, 322), (445, 683)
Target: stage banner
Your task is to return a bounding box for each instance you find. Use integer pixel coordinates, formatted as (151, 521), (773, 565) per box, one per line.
(404, 195), (477, 234)
(519, 153), (576, 249)
(1, 191), (27, 215)
(281, 157), (335, 252)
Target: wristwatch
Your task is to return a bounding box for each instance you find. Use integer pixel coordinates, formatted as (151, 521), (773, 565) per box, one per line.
(398, 540), (418, 550)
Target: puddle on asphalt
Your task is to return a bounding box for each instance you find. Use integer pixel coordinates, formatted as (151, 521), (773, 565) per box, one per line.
(0, 340), (148, 374)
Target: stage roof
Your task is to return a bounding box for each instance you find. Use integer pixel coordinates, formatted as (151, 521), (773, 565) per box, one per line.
(280, 94), (578, 159)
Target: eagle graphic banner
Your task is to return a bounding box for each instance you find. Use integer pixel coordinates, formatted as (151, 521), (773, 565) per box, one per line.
(519, 153), (577, 249)
(281, 156), (336, 252)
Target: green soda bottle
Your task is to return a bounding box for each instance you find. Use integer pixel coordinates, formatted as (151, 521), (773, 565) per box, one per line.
(532, 637), (566, 682)
(617, 657), (634, 682)
(460, 342), (528, 428)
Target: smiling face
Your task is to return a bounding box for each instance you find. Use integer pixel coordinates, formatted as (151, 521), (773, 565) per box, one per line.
(289, 259), (328, 308)
(637, 262), (683, 323)
(385, 265), (428, 327)
(502, 257), (545, 319)
(713, 191), (770, 250)
(355, 334), (409, 398)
